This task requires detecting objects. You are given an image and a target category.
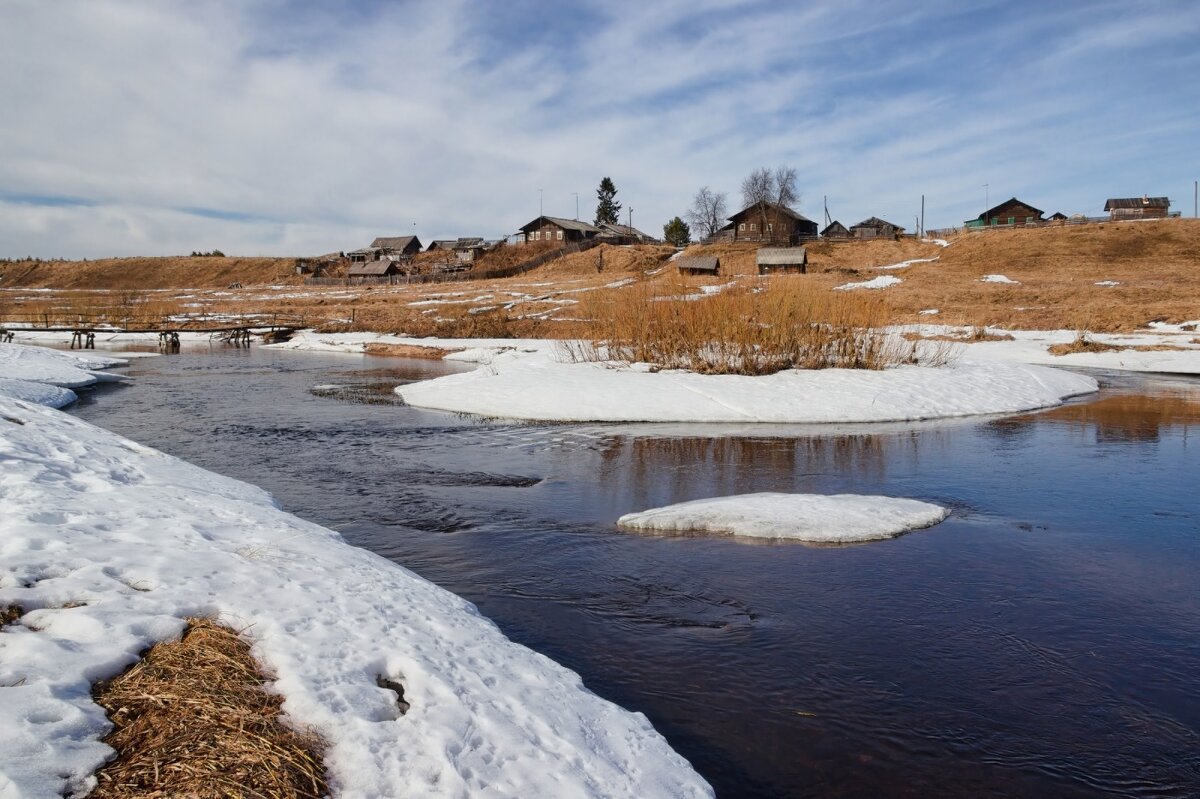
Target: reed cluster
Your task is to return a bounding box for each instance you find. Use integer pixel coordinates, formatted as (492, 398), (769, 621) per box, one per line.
(568, 277), (914, 374)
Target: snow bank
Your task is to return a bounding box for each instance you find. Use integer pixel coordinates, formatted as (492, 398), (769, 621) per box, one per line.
(0, 374), (711, 797)
(905, 326), (1200, 375)
(0, 378), (77, 408)
(981, 274), (1020, 284)
(396, 349), (1097, 423)
(0, 343), (126, 390)
(875, 256), (939, 270)
(618, 493), (948, 543)
(834, 275), (902, 291)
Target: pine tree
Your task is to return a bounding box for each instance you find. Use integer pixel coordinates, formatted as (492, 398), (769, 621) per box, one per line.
(663, 216), (691, 247)
(594, 177), (621, 226)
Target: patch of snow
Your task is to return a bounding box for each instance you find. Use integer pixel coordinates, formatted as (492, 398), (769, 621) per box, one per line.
(981, 274), (1020, 284)
(875, 256), (939, 270)
(0, 378), (77, 408)
(919, 309), (940, 316)
(834, 275), (902, 291)
(618, 493), (948, 543)
(1094, 280), (1120, 287)
(0, 398), (711, 798)
(0, 343), (127, 392)
(395, 348), (1097, 423)
(921, 238), (951, 247)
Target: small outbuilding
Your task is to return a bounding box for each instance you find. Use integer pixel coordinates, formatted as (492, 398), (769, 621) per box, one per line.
(1104, 196), (1170, 220)
(347, 261), (404, 280)
(1048, 212), (1068, 222)
(820, 220), (851, 239)
(850, 217), (906, 240)
(676, 255), (720, 276)
(756, 247), (807, 274)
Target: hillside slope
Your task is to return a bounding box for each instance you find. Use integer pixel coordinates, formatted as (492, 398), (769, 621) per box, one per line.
(0, 256), (301, 289)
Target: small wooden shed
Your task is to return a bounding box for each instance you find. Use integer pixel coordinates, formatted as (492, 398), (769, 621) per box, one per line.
(348, 261), (402, 280)
(820, 221), (851, 239)
(756, 247), (807, 274)
(676, 255), (720, 276)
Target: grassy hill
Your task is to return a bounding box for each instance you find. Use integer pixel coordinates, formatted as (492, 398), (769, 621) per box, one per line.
(0, 256), (301, 290)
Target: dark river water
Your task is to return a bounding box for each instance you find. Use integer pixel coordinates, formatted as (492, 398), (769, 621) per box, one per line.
(67, 344), (1200, 798)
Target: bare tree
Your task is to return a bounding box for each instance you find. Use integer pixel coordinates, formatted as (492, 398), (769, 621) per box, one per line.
(686, 186), (728, 241)
(740, 167), (774, 209)
(773, 165), (798, 210)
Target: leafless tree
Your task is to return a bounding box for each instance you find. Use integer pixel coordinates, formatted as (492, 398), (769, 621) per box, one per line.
(740, 165), (800, 242)
(773, 165), (799, 210)
(686, 186), (728, 241)
(740, 167), (774, 209)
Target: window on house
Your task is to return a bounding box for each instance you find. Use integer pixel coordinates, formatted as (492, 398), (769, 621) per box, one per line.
(557, 230), (563, 240)
(738, 223), (745, 231)
(767, 223), (773, 232)
(1026, 216), (1033, 224)
(750, 223), (756, 231)
(1008, 217), (1015, 225)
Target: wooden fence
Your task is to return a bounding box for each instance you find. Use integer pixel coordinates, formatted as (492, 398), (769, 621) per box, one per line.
(304, 240), (600, 287)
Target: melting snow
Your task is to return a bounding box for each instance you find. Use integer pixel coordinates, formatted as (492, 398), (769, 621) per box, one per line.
(834, 275), (902, 291)
(618, 493), (949, 543)
(981, 274), (1020, 284)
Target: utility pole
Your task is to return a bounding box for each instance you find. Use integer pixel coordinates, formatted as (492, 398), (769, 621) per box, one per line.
(823, 195), (831, 227)
(1194, 180), (1197, 218)
(628, 207), (633, 233)
(572, 192), (579, 220)
(920, 194), (925, 237)
(984, 184), (989, 225)
(538, 188), (543, 217)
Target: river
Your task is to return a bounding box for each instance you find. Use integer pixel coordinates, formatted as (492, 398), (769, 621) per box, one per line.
(68, 345), (1200, 798)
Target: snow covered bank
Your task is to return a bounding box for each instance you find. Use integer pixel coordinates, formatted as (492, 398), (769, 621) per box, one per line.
(906, 326), (1200, 375)
(618, 493), (949, 543)
(0, 343), (129, 408)
(395, 348), (1097, 423)
(0, 391), (711, 796)
(834, 275), (902, 291)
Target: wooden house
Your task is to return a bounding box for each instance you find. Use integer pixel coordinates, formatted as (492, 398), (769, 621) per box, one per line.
(850, 217), (906, 239)
(347, 261), (404, 280)
(350, 235), (423, 262)
(519, 216), (600, 244)
(1048, 212), (1068, 222)
(725, 202), (818, 244)
(820, 220), (851, 239)
(965, 198), (1043, 228)
(1104, 196), (1170, 220)
(596, 222), (657, 244)
(426, 239), (457, 252)
(756, 248), (806, 274)
(676, 255), (720, 276)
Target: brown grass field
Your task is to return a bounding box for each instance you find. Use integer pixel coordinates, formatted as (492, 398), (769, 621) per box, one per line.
(2, 219), (1198, 335)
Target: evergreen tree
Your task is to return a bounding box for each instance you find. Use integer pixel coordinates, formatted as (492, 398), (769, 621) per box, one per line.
(594, 177), (621, 226)
(663, 216), (691, 247)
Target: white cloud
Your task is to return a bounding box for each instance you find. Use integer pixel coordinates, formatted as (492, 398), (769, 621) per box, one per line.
(1, 0), (1197, 258)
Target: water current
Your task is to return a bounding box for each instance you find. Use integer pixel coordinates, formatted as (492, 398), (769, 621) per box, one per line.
(68, 345), (1200, 798)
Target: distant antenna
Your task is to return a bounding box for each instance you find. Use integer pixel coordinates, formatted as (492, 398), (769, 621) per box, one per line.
(823, 195), (831, 227)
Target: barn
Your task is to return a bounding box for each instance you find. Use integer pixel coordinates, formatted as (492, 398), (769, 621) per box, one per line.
(676, 255), (720, 276)
(1104, 196), (1170, 220)
(756, 248), (806, 274)
(820, 220), (851, 239)
(965, 198), (1044, 228)
(850, 217), (906, 240)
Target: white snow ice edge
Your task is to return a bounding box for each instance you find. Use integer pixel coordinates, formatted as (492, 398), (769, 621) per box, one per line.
(618, 493), (949, 543)
(0, 347), (712, 799)
(981, 274), (1020, 284)
(0, 343), (129, 408)
(395, 348), (1098, 423)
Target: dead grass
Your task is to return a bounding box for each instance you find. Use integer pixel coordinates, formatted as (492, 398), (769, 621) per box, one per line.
(363, 342), (461, 358)
(569, 275), (913, 373)
(1048, 333), (1123, 356)
(1, 256), (299, 290)
(90, 617), (327, 799)
(1, 605), (21, 626)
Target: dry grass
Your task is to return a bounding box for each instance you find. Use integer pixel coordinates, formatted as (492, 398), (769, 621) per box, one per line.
(363, 342), (462, 358)
(1, 605), (21, 626)
(1, 256), (298, 290)
(90, 618), (327, 799)
(568, 275), (914, 374)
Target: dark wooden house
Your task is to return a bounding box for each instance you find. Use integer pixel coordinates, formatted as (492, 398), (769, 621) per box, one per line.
(756, 247), (806, 274)
(850, 217), (906, 239)
(820, 220), (851, 239)
(676, 255), (720, 276)
(519, 216), (600, 244)
(1104, 196), (1170, 220)
(347, 261), (404, 280)
(1048, 212), (1068, 222)
(596, 222), (657, 244)
(965, 198), (1044, 228)
(370, 236), (422, 256)
(725, 202), (818, 244)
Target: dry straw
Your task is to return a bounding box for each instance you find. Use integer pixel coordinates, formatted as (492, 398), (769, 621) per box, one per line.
(91, 617), (327, 799)
(567, 275), (915, 374)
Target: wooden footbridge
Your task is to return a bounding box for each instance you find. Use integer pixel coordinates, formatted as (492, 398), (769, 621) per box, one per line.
(0, 313), (317, 351)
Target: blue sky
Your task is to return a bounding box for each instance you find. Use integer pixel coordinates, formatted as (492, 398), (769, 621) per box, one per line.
(1, 0), (1197, 257)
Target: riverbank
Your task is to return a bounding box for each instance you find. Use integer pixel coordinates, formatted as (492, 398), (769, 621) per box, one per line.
(0, 344), (713, 798)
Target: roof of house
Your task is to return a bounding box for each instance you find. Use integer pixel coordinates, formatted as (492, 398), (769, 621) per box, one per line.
(851, 216), (905, 231)
(520, 216), (601, 234)
(969, 198), (1044, 222)
(454, 237), (485, 249)
(597, 222), (655, 240)
(1048, 212), (1068, 220)
(426, 239), (457, 251)
(728, 201), (814, 224)
(370, 235), (421, 251)
(348, 261), (397, 276)
(1104, 196), (1169, 210)
(821, 221), (849, 235)
(756, 247), (807, 266)
(675, 255), (720, 272)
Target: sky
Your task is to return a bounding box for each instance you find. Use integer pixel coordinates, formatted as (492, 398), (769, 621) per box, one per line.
(1, 0), (1198, 258)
